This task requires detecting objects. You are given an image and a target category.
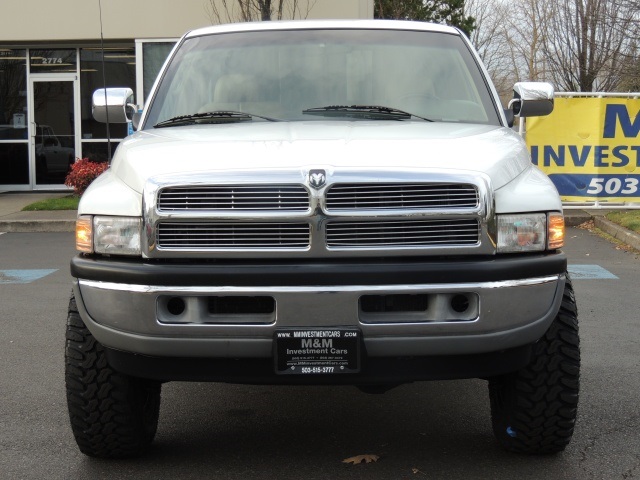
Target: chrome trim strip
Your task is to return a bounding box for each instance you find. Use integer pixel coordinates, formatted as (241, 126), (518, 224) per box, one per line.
(79, 275), (559, 294)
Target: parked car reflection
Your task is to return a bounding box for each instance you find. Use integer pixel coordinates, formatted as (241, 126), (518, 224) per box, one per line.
(35, 125), (75, 182)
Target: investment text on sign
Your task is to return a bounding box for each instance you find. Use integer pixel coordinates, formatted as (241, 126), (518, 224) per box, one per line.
(526, 97), (640, 201)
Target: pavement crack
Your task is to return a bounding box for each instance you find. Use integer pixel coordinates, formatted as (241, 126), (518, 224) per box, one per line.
(579, 413), (640, 474)
(622, 455), (640, 479)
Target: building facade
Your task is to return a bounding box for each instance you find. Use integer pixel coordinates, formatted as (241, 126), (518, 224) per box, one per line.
(0, 0), (373, 191)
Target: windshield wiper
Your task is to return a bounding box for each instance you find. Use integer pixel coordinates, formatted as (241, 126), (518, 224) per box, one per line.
(302, 105), (434, 122)
(154, 110), (280, 128)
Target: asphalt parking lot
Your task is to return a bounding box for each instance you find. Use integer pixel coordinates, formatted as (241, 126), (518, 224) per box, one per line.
(1, 228), (639, 479)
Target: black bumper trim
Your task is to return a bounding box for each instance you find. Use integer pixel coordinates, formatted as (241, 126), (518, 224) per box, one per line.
(104, 345), (533, 384)
(71, 252), (566, 287)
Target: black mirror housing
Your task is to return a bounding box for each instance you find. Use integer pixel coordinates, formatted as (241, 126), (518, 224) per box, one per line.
(509, 82), (554, 118)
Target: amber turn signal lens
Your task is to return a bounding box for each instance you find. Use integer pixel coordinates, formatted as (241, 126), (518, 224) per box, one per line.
(76, 216), (93, 253)
(548, 213), (565, 250)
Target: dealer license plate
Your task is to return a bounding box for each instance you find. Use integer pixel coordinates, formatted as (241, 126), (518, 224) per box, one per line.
(274, 328), (361, 375)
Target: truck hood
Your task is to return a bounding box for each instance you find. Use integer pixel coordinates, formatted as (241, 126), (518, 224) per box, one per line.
(110, 121), (530, 194)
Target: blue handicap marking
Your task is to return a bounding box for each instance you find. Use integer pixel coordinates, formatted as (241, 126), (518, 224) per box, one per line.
(567, 265), (618, 280)
(0, 269), (58, 284)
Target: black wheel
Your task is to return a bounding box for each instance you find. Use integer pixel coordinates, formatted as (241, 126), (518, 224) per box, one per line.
(65, 293), (161, 458)
(488, 275), (580, 454)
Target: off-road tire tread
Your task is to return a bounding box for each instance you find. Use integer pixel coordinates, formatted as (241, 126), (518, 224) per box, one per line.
(489, 275), (580, 454)
(65, 294), (161, 458)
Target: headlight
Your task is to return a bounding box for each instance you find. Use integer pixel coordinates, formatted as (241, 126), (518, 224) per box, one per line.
(496, 213), (564, 253)
(75, 215), (142, 256)
(497, 213), (546, 252)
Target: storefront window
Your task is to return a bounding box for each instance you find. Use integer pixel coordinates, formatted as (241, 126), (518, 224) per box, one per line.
(0, 49), (27, 139)
(142, 42), (175, 104)
(80, 47), (135, 159)
(29, 49), (77, 74)
(0, 143), (29, 184)
(0, 49), (28, 184)
(81, 141), (120, 163)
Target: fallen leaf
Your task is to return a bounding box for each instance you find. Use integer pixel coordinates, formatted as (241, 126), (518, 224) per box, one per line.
(577, 220), (595, 230)
(342, 454), (380, 465)
(412, 468), (428, 476)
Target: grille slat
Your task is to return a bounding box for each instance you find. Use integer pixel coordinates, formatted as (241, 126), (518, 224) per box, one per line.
(157, 222), (310, 249)
(326, 183), (478, 210)
(326, 219), (479, 247)
(158, 185), (309, 211)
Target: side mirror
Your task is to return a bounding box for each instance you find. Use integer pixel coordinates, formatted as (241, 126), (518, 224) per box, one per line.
(132, 111), (142, 131)
(503, 108), (515, 128)
(508, 82), (554, 118)
(92, 88), (137, 124)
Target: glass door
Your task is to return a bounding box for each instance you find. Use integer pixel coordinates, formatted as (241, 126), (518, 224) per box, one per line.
(29, 75), (79, 188)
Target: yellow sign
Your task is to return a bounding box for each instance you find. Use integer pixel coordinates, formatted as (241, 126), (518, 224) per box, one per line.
(526, 97), (640, 201)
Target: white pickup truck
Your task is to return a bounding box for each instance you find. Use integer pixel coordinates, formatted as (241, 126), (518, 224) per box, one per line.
(65, 20), (579, 458)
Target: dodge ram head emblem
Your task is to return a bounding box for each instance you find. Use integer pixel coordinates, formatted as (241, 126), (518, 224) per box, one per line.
(308, 169), (327, 189)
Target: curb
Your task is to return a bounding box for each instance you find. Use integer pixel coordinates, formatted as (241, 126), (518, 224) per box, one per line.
(564, 212), (592, 227)
(0, 220), (75, 233)
(594, 217), (640, 251)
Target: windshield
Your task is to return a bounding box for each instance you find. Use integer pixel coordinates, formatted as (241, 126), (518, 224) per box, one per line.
(144, 28), (501, 128)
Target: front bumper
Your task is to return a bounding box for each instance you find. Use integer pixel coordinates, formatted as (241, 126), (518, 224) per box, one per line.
(72, 253), (566, 365)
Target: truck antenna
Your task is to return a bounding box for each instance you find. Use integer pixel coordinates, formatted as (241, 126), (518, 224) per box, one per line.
(98, 0), (112, 161)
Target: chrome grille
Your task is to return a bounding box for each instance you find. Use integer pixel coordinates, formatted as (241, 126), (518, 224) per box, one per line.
(326, 219), (480, 248)
(325, 183), (478, 210)
(158, 185), (309, 211)
(157, 222), (310, 249)
(145, 174), (490, 258)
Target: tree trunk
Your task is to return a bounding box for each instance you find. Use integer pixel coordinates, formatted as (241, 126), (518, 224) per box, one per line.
(260, 0), (272, 20)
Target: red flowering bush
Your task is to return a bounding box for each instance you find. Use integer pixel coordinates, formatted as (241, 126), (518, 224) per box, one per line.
(65, 158), (110, 196)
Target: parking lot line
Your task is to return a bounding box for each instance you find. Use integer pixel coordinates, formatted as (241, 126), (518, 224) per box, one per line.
(0, 269), (58, 284)
(568, 264), (618, 280)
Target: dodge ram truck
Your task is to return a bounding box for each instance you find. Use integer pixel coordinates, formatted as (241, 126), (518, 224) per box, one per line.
(65, 20), (579, 458)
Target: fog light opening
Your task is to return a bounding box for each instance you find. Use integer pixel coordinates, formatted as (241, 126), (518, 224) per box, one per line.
(167, 297), (186, 316)
(451, 294), (470, 313)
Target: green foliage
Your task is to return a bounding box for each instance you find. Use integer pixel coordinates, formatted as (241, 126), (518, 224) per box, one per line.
(374, 0), (475, 36)
(22, 195), (80, 211)
(606, 211), (640, 234)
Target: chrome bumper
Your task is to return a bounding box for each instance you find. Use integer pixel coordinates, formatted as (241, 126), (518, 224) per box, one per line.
(74, 274), (564, 358)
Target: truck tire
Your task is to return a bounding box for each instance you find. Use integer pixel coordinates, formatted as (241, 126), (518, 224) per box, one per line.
(65, 293), (161, 458)
(488, 275), (579, 454)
